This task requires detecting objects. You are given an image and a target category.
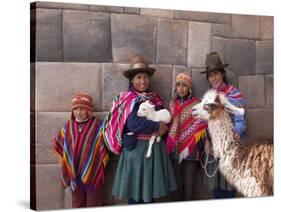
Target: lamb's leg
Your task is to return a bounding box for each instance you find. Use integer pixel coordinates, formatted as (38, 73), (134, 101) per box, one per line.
(146, 135), (156, 158)
(156, 136), (161, 143)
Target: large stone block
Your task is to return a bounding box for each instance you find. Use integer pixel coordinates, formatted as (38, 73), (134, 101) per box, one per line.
(191, 69), (210, 99)
(231, 15), (260, 39)
(63, 10), (112, 62)
(261, 16), (274, 40)
(174, 10), (231, 24)
(172, 66), (192, 96)
(212, 24), (231, 37)
(224, 39), (256, 75)
(89, 5), (124, 13)
(36, 63), (102, 112)
(140, 8), (174, 19)
(246, 108), (273, 139)
(30, 63), (35, 112)
(124, 7), (140, 15)
(35, 164), (64, 210)
(35, 112), (69, 164)
(188, 22), (212, 68)
(265, 75), (273, 106)
(33, 1), (88, 10)
(256, 40), (273, 75)
(102, 63), (130, 111)
(35, 9), (63, 62)
(225, 69), (238, 88)
(238, 75), (265, 108)
(211, 36), (226, 59)
(111, 14), (157, 63)
(156, 19), (188, 66)
(149, 65), (173, 108)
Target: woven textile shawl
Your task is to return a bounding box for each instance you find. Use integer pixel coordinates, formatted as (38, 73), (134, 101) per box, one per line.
(103, 90), (163, 155)
(52, 117), (109, 191)
(166, 97), (207, 163)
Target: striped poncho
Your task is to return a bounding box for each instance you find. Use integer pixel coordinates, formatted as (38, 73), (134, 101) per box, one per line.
(166, 97), (208, 163)
(103, 90), (163, 155)
(52, 117), (109, 191)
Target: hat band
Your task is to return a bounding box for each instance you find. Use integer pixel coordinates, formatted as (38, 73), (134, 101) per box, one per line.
(132, 63), (148, 69)
(206, 63), (224, 70)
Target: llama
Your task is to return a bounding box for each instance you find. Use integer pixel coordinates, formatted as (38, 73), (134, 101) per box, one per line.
(192, 90), (273, 197)
(137, 100), (171, 158)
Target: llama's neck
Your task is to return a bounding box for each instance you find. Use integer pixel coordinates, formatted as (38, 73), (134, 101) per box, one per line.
(208, 111), (236, 159)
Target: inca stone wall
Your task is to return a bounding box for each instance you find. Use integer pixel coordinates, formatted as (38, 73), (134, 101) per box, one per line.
(30, 1), (274, 210)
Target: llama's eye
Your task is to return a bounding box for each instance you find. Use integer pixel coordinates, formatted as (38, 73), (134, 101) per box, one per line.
(204, 103), (217, 111)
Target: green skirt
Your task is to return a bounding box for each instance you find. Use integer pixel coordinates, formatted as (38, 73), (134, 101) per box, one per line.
(112, 139), (178, 202)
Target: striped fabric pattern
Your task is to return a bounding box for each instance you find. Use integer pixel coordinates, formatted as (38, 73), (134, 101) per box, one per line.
(217, 84), (246, 106)
(103, 90), (163, 155)
(52, 117), (109, 191)
(166, 97), (208, 163)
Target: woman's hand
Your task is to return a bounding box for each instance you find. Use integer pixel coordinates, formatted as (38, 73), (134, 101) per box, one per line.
(158, 122), (168, 136)
(204, 139), (213, 155)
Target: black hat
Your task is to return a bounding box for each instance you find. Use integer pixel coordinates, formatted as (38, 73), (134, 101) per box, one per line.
(200, 51), (228, 74)
(123, 54), (156, 79)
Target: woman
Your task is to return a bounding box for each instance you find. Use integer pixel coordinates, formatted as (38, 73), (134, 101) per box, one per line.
(201, 51), (246, 198)
(103, 54), (177, 204)
(166, 73), (208, 200)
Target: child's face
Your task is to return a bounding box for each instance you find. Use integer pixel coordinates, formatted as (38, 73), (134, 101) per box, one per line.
(73, 107), (89, 122)
(176, 82), (189, 98)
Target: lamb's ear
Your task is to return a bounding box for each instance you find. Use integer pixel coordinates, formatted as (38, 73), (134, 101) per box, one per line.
(214, 94), (221, 104)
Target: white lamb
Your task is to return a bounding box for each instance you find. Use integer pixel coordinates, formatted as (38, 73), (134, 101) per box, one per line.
(137, 100), (171, 158)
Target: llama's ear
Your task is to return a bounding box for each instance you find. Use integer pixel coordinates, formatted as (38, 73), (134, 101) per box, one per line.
(215, 94), (221, 104)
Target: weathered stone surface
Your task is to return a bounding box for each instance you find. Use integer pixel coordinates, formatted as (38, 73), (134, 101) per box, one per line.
(265, 75), (273, 106)
(188, 22), (212, 68)
(30, 63), (35, 112)
(157, 19), (188, 66)
(111, 14), (157, 63)
(36, 63), (102, 112)
(212, 24), (231, 37)
(33, 1), (88, 10)
(261, 16), (274, 40)
(140, 8), (174, 19)
(102, 63), (130, 111)
(124, 7), (140, 15)
(64, 188), (72, 209)
(89, 5), (124, 13)
(224, 39), (256, 75)
(211, 36), (226, 59)
(238, 75), (265, 108)
(231, 15), (260, 39)
(63, 10), (112, 62)
(149, 65), (173, 108)
(172, 66), (192, 96)
(191, 69), (210, 99)
(35, 112), (69, 164)
(256, 40), (273, 75)
(35, 9), (63, 62)
(246, 108), (273, 139)
(175, 10), (231, 24)
(36, 164), (64, 210)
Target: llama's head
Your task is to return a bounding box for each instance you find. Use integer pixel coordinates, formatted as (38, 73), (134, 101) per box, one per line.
(192, 90), (245, 120)
(137, 100), (155, 117)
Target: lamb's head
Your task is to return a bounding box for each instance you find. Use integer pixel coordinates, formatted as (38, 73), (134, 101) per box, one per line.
(137, 100), (155, 117)
(192, 90), (245, 121)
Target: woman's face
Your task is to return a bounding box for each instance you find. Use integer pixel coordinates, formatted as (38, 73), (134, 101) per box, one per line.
(175, 82), (189, 98)
(207, 70), (224, 89)
(131, 72), (150, 92)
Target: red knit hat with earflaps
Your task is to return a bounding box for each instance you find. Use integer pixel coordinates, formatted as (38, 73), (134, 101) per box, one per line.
(71, 92), (94, 112)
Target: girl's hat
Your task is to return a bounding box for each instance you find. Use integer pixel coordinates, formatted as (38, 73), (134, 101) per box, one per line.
(123, 54), (155, 79)
(72, 92), (94, 112)
(176, 73), (192, 88)
(200, 51), (228, 74)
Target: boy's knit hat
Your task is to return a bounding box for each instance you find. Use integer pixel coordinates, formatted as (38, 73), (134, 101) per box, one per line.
(72, 92), (94, 112)
(175, 73), (192, 88)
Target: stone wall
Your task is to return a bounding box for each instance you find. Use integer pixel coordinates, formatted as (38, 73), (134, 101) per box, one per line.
(30, 1), (274, 210)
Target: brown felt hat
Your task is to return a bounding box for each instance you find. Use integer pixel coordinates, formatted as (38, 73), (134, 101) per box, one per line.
(200, 51), (229, 74)
(123, 54), (156, 79)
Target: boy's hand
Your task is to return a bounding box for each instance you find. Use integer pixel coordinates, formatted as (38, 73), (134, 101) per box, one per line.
(158, 122), (168, 136)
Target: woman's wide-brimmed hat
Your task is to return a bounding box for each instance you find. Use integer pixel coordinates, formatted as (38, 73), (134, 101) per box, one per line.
(123, 54), (156, 79)
(200, 51), (228, 74)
